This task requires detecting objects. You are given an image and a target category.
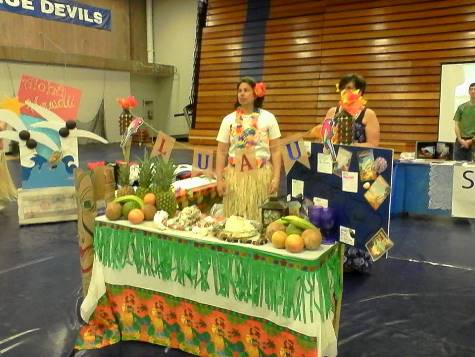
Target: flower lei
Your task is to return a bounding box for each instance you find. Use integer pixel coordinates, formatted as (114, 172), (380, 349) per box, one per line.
(337, 88), (367, 117)
(233, 108), (259, 149)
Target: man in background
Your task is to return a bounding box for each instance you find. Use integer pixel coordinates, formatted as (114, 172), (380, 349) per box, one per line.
(454, 82), (475, 161)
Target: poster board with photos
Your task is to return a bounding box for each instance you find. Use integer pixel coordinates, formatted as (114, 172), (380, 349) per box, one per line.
(286, 143), (393, 250)
(416, 141), (454, 161)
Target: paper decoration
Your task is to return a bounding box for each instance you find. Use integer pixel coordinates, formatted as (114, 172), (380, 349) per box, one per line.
(151, 131), (176, 161)
(281, 140), (310, 174)
(317, 153), (333, 174)
(321, 118), (337, 162)
(0, 96), (23, 115)
(357, 149), (377, 181)
(18, 75), (82, 120)
(339, 226), (355, 246)
(313, 197), (328, 208)
(291, 179), (304, 198)
(365, 228), (393, 261)
(364, 175), (390, 210)
(192, 147), (214, 175)
(235, 148), (257, 172)
(334, 147), (352, 177)
(0, 101), (109, 189)
(342, 171), (358, 193)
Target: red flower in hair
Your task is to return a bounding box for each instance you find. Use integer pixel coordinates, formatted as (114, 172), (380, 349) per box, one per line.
(254, 82), (266, 97)
(117, 95), (138, 110)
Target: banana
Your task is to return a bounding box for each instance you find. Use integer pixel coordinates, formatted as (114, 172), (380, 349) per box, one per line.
(282, 215), (317, 230)
(113, 195), (144, 208)
(273, 218), (288, 225)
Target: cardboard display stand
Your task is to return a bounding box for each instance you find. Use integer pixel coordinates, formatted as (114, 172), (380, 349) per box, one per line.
(286, 142), (394, 250)
(0, 75), (108, 225)
(17, 186), (77, 225)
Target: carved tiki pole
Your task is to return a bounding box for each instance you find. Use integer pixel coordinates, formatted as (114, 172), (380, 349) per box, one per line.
(74, 166), (115, 296)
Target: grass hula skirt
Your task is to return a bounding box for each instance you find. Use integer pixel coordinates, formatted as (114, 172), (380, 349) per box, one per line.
(0, 152), (17, 207)
(223, 164), (272, 221)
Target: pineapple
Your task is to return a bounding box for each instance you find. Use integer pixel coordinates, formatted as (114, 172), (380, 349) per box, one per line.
(136, 149), (154, 199)
(152, 156), (177, 216)
(116, 163), (134, 197)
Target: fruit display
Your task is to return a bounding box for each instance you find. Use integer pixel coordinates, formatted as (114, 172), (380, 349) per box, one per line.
(143, 193), (156, 206)
(136, 150), (154, 199)
(128, 208), (144, 224)
(152, 157), (178, 217)
(142, 204), (157, 221)
(267, 215), (323, 253)
(301, 229), (322, 250)
(285, 234), (305, 253)
(116, 163), (134, 197)
(264, 221), (286, 241)
(105, 201), (122, 221)
(105, 194), (158, 225)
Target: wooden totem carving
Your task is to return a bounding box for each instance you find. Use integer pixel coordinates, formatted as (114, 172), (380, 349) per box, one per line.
(74, 166), (115, 296)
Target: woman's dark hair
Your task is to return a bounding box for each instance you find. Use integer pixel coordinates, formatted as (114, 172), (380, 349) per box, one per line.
(338, 73), (367, 94)
(234, 76), (264, 110)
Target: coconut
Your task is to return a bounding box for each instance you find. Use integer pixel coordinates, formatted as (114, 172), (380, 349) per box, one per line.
(265, 221), (286, 241)
(142, 204), (157, 221)
(302, 229), (322, 250)
(105, 202), (122, 221)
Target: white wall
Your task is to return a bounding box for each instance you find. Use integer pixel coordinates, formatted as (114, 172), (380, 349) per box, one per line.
(130, 73), (169, 134)
(0, 61), (130, 143)
(439, 63), (475, 142)
(153, 0), (197, 136)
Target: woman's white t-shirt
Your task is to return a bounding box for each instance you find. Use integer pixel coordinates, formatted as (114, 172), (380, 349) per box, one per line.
(216, 109), (281, 160)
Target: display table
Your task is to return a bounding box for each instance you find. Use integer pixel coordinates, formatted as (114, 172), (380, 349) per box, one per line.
(75, 216), (343, 356)
(391, 160), (453, 216)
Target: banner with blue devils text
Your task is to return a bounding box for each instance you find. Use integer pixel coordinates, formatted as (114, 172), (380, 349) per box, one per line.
(0, 0), (111, 31)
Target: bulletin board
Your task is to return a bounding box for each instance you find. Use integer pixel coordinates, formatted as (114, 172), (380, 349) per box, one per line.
(286, 143), (394, 250)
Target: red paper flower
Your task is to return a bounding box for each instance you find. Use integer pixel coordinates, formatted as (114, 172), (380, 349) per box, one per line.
(117, 95), (138, 110)
(339, 89), (367, 116)
(254, 82), (266, 97)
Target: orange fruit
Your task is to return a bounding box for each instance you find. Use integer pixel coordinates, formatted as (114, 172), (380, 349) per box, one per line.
(285, 234), (305, 253)
(143, 193), (156, 206)
(128, 208), (144, 224)
(271, 231), (287, 249)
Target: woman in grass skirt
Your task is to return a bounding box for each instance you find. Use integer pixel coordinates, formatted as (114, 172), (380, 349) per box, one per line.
(215, 77), (282, 221)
